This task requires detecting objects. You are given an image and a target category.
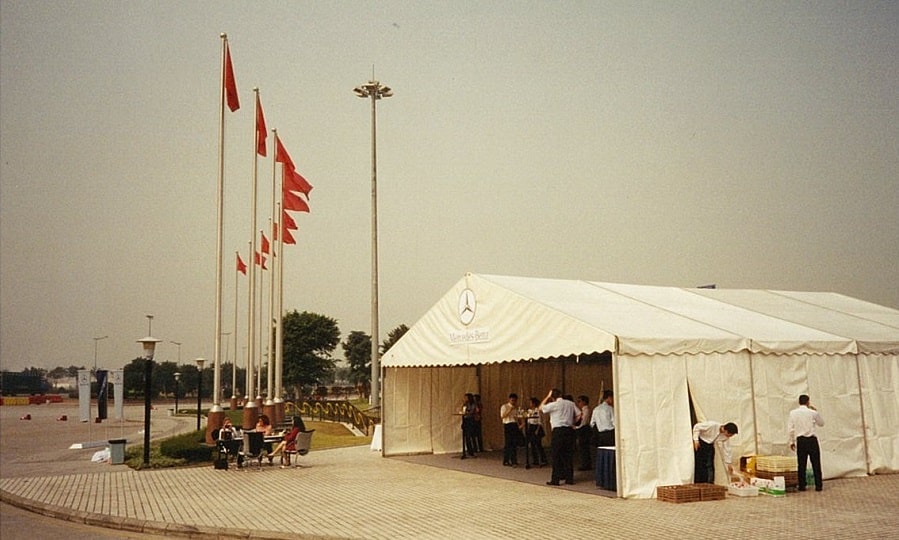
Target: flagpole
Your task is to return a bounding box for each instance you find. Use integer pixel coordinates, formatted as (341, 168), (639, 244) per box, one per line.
(257, 230), (265, 403)
(206, 33), (229, 442)
(231, 250), (240, 410)
(241, 86), (261, 430)
(244, 240), (253, 406)
(272, 127), (284, 420)
(266, 217), (275, 413)
(275, 200), (284, 401)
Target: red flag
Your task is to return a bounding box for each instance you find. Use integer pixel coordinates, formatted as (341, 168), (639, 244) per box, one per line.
(224, 42), (239, 112)
(283, 189), (310, 212)
(260, 232), (270, 254)
(282, 209), (298, 230)
(255, 94), (267, 156)
(283, 167), (313, 197)
(236, 253), (247, 275)
(275, 135), (295, 171)
(282, 227), (296, 245)
(272, 222), (279, 241)
(254, 251), (267, 270)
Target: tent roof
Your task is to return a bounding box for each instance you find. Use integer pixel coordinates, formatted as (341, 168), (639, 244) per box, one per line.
(382, 274), (899, 368)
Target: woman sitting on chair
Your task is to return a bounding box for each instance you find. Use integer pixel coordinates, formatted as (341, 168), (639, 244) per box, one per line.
(268, 416), (306, 467)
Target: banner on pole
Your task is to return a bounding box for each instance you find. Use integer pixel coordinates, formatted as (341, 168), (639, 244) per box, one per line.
(77, 369), (91, 422)
(111, 369), (124, 420)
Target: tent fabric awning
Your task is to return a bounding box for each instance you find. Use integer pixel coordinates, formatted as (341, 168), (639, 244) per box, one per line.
(382, 274), (896, 368)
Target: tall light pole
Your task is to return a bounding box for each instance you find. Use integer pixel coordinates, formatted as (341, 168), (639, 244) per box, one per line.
(195, 357), (206, 431)
(93, 335), (109, 373)
(146, 314), (154, 335)
(174, 372), (181, 415)
(354, 77), (392, 409)
(137, 336), (161, 467)
(169, 340), (182, 364)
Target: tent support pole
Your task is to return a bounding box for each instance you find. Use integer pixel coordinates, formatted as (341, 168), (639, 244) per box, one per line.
(749, 353), (759, 456)
(855, 354), (872, 474)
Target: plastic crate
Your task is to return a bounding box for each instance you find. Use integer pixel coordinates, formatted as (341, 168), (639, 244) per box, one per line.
(755, 470), (798, 487)
(728, 483), (759, 497)
(657, 484), (702, 503)
(698, 483), (727, 501)
(756, 455), (797, 472)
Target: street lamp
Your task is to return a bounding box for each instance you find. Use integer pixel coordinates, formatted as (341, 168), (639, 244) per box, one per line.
(195, 357), (206, 430)
(146, 314), (154, 335)
(174, 372), (181, 415)
(137, 336), (161, 466)
(93, 335), (109, 373)
(354, 77), (392, 409)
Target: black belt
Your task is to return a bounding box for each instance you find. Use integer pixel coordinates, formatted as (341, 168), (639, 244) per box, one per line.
(553, 426), (573, 430)
(797, 435), (817, 439)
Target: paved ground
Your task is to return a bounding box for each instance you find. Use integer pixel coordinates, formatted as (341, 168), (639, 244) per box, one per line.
(2, 402), (899, 539)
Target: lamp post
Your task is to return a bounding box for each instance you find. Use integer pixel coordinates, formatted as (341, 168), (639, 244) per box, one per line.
(354, 77), (392, 409)
(93, 335), (109, 373)
(174, 372), (181, 415)
(195, 357), (206, 430)
(146, 314), (154, 335)
(137, 336), (161, 467)
(169, 340), (182, 364)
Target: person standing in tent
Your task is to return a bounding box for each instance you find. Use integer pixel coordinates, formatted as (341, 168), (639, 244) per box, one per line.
(788, 394), (825, 491)
(525, 396), (549, 468)
(460, 393), (477, 459)
(501, 393), (522, 466)
(540, 388), (578, 486)
(692, 420), (738, 484)
(473, 394), (485, 453)
(590, 390), (615, 447)
(574, 395), (593, 471)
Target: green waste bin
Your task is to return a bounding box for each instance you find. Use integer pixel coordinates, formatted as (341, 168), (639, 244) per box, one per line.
(108, 439), (126, 465)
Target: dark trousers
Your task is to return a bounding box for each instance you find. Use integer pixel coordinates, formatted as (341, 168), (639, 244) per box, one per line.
(503, 423), (519, 465)
(526, 424), (548, 465)
(797, 435), (823, 490)
(576, 427), (593, 469)
(694, 439), (715, 484)
(461, 418), (476, 457)
(550, 426), (575, 483)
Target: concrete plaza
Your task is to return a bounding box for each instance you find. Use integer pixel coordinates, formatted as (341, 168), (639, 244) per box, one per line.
(2, 403), (898, 539)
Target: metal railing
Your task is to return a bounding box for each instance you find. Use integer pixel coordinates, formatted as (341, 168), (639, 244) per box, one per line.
(284, 400), (379, 435)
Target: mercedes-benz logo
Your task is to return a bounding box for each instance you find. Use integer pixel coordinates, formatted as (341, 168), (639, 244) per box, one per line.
(458, 288), (476, 325)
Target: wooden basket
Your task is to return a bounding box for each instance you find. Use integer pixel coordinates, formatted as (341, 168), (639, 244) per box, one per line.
(698, 483), (727, 501)
(657, 484), (702, 503)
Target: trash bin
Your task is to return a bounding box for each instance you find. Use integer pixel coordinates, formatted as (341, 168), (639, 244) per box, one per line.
(108, 439), (127, 465)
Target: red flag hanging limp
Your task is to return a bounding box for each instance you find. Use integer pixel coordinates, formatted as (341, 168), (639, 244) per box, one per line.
(282, 209), (298, 230)
(283, 167), (313, 197)
(282, 226), (296, 245)
(255, 94), (267, 156)
(260, 232), (270, 254)
(236, 253), (247, 275)
(283, 189), (310, 213)
(224, 41), (240, 112)
(254, 251), (267, 270)
(275, 135), (294, 171)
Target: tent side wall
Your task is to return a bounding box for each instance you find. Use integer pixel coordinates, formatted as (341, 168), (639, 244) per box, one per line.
(858, 353), (899, 473)
(751, 353), (868, 479)
(383, 366), (478, 456)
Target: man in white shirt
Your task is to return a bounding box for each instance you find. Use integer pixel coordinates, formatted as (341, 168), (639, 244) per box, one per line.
(590, 390), (615, 447)
(540, 388), (578, 486)
(692, 420), (738, 484)
(788, 394), (825, 491)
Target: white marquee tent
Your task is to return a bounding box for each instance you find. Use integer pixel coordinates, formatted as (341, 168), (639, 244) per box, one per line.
(381, 273), (899, 498)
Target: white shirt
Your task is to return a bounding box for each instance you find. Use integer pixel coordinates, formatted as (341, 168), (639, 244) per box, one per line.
(788, 405), (824, 446)
(590, 402), (614, 432)
(692, 421), (733, 465)
(540, 398), (578, 429)
(500, 402), (519, 424)
(574, 404), (590, 429)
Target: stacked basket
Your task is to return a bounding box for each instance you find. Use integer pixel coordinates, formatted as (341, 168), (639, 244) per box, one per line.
(755, 455), (797, 492)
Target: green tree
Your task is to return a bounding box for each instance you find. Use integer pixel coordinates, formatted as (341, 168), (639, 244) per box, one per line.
(281, 310), (340, 398)
(381, 324), (409, 354)
(343, 330), (371, 386)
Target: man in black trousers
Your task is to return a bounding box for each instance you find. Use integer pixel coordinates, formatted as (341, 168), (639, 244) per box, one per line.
(540, 388), (578, 486)
(788, 394), (825, 491)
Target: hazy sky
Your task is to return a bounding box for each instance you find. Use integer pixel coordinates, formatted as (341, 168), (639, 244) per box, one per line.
(2, 1), (897, 373)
